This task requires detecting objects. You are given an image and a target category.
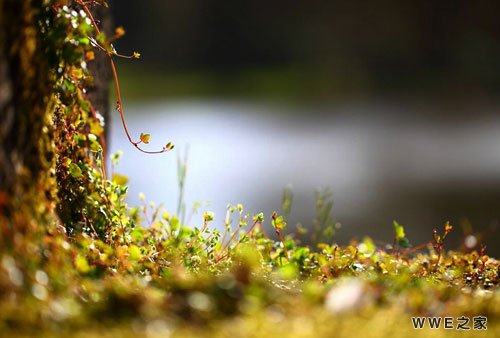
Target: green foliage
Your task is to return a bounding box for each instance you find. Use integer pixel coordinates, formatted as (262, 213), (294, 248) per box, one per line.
(68, 163), (83, 179)
(2, 192), (499, 336)
(49, 3), (115, 237)
(271, 212), (287, 230)
(393, 220), (405, 240)
(313, 188), (339, 245)
(393, 220), (411, 249)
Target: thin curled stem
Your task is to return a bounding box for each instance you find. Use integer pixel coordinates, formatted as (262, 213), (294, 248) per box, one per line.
(76, 0), (172, 154)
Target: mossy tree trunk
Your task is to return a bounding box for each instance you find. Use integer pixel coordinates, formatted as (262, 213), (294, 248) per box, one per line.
(0, 0), (117, 249)
(0, 0), (58, 247)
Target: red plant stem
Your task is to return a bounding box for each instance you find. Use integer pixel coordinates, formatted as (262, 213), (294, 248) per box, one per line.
(81, 209), (99, 238)
(243, 220), (260, 238)
(231, 220), (260, 252)
(400, 241), (433, 256)
(276, 229), (289, 259)
(220, 229), (240, 253)
(215, 221), (261, 263)
(76, 1), (169, 155)
(200, 220), (210, 234)
(220, 220), (258, 253)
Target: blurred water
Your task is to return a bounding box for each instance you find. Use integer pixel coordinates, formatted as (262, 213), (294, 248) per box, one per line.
(109, 100), (500, 253)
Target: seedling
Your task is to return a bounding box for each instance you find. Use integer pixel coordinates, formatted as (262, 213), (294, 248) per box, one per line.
(272, 211), (289, 259)
(432, 222), (453, 267)
(392, 220), (411, 255)
(216, 211), (264, 263)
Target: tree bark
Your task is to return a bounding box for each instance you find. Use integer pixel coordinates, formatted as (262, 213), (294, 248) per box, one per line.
(0, 0), (57, 242)
(87, 1), (113, 146)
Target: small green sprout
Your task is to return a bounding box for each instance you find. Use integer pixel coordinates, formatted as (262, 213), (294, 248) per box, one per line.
(272, 211), (289, 259)
(432, 222), (453, 267)
(203, 211), (215, 223)
(271, 212), (286, 230)
(393, 220), (411, 254)
(252, 212), (264, 223)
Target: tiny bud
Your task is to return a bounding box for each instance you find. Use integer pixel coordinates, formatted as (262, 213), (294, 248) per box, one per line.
(252, 212), (264, 223)
(85, 51), (95, 61)
(115, 26), (125, 38)
(203, 211), (215, 222)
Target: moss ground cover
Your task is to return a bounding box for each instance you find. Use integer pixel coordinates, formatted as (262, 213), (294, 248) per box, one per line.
(1, 204), (499, 337)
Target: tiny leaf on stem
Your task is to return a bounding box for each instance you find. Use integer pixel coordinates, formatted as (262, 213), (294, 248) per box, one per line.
(272, 212), (287, 230)
(140, 133), (151, 144)
(393, 220), (406, 241)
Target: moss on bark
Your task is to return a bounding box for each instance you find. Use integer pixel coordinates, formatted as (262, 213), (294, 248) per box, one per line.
(0, 0), (58, 249)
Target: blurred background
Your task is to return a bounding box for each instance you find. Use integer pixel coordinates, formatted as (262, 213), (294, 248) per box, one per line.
(107, 0), (500, 254)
